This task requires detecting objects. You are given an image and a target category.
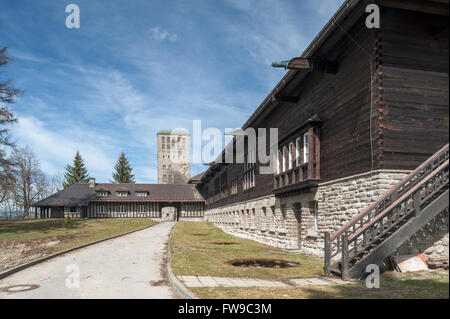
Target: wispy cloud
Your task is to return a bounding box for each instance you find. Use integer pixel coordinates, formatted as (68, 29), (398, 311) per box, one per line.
(2, 0), (345, 181)
(149, 27), (178, 42)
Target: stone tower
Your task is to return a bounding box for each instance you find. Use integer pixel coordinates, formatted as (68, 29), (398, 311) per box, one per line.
(157, 130), (191, 184)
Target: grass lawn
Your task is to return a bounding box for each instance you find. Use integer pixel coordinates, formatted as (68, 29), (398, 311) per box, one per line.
(170, 222), (449, 299)
(0, 218), (158, 272)
(170, 221), (323, 281)
(191, 270), (449, 299)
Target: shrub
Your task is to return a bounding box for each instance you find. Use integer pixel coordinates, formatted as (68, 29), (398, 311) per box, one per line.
(64, 216), (74, 229)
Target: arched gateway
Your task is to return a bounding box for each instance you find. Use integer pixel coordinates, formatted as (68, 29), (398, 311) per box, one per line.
(33, 178), (205, 221)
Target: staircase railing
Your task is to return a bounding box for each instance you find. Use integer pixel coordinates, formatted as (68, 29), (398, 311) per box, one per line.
(324, 144), (449, 279)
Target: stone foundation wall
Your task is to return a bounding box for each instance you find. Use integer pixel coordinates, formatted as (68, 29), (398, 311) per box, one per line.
(206, 170), (442, 256)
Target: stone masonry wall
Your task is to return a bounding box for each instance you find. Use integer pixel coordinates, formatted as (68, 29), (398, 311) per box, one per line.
(204, 170), (447, 263)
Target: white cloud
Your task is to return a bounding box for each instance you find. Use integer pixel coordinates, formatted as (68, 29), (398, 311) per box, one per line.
(149, 27), (178, 42)
(12, 115), (117, 182)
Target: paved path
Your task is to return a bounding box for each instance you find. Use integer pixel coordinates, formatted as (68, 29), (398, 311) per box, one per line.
(0, 222), (181, 299)
(178, 275), (354, 288)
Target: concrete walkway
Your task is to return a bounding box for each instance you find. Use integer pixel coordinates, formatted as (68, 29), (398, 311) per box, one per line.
(0, 222), (181, 299)
(178, 275), (353, 288)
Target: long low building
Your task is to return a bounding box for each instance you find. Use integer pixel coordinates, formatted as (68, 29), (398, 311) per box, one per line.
(34, 178), (205, 221)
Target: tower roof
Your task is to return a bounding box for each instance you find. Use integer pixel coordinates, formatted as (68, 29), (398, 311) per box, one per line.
(157, 129), (190, 136)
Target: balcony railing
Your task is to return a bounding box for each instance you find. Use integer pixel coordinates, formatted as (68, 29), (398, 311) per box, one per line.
(273, 161), (320, 194)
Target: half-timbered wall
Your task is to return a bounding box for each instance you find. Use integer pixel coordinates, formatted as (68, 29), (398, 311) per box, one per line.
(179, 202), (204, 221)
(88, 202), (161, 218)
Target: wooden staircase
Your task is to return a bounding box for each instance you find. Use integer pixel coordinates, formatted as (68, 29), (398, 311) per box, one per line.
(324, 144), (449, 280)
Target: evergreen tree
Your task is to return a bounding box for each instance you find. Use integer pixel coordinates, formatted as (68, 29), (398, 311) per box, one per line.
(111, 152), (135, 183)
(63, 151), (90, 188)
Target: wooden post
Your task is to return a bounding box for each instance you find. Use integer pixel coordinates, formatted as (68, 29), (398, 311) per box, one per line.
(308, 127), (314, 179)
(413, 191), (421, 217)
(324, 232), (331, 275)
(342, 235), (350, 281)
(314, 127), (320, 179)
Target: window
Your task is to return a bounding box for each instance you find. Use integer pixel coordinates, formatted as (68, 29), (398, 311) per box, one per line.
(118, 204), (128, 213)
(231, 177), (238, 195)
(243, 149), (256, 190)
(303, 133), (309, 163)
(96, 204), (107, 214)
(117, 191), (128, 197)
(69, 207), (77, 213)
(282, 147), (287, 172)
(220, 171), (228, 197)
(172, 138), (175, 148)
(277, 150), (281, 174)
(214, 178), (220, 196)
(137, 204), (146, 213)
(168, 165), (172, 170)
(163, 165), (166, 171)
(163, 175), (167, 182)
(136, 192), (148, 197)
(288, 143), (293, 170)
(96, 191), (108, 197)
(295, 137), (301, 166)
(168, 175), (173, 183)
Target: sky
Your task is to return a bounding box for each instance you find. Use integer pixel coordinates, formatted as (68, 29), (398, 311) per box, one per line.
(0, 0), (345, 183)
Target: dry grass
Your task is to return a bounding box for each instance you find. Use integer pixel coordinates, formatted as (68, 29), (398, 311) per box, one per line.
(170, 222), (323, 281)
(0, 218), (157, 271)
(191, 270), (449, 299)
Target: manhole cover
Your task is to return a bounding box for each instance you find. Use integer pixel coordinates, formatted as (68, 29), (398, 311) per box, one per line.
(228, 259), (300, 268)
(1, 284), (40, 293)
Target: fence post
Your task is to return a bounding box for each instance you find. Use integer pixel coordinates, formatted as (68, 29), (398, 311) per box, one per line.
(324, 232), (331, 275)
(342, 235), (350, 281)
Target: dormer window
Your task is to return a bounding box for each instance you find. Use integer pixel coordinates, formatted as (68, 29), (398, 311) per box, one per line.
(96, 191), (108, 197)
(136, 192), (148, 197)
(117, 191), (128, 197)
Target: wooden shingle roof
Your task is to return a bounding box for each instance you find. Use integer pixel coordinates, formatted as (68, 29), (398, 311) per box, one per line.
(34, 183), (205, 207)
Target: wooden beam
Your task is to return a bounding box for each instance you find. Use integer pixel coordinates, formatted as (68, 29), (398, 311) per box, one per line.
(285, 58), (338, 73)
(286, 58), (313, 70)
(272, 94), (299, 103)
(378, 0), (449, 16)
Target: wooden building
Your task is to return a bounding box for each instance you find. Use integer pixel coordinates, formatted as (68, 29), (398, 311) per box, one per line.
(198, 0), (449, 268)
(34, 178), (205, 221)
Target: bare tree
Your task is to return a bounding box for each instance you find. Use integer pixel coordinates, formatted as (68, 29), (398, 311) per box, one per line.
(11, 147), (48, 218)
(46, 173), (64, 197)
(0, 150), (15, 219)
(1, 41), (23, 217)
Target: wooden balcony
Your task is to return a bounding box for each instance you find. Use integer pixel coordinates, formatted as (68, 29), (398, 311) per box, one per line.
(273, 161), (320, 196)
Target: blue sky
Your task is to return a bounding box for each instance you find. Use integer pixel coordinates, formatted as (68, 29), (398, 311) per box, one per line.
(1, 0), (344, 183)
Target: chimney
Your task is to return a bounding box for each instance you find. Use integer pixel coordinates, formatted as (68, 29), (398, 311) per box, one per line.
(89, 178), (96, 188)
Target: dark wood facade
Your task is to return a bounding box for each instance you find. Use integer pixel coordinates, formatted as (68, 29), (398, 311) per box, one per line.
(199, 0), (449, 210)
